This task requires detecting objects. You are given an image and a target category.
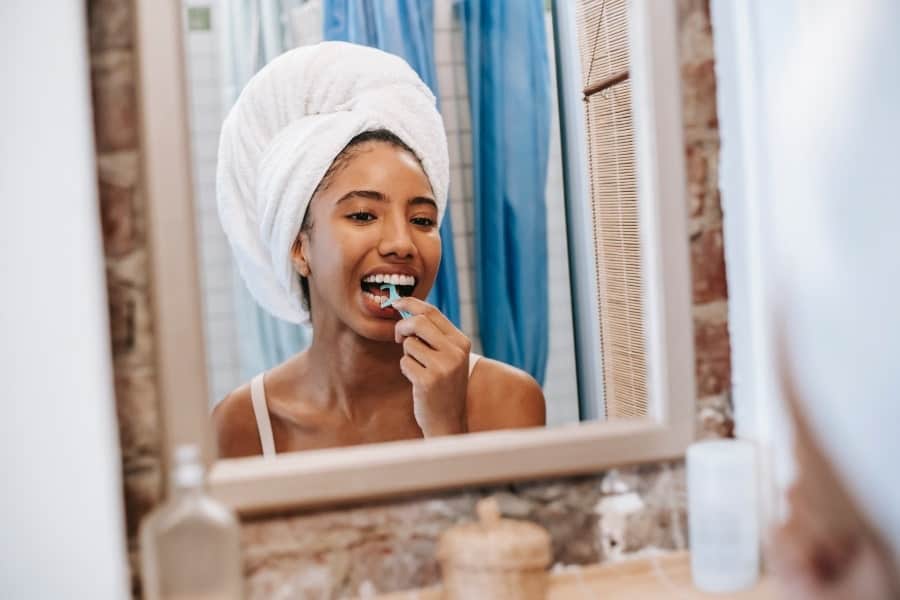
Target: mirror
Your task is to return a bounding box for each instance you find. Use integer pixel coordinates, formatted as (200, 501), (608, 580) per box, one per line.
(171, 0), (660, 458)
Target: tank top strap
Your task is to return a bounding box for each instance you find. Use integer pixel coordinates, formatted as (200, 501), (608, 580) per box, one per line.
(468, 352), (482, 377)
(249, 373), (276, 457)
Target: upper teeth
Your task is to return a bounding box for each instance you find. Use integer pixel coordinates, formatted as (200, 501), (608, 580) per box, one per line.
(363, 273), (416, 286)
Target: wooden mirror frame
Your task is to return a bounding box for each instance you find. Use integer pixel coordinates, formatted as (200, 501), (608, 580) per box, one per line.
(133, 0), (694, 516)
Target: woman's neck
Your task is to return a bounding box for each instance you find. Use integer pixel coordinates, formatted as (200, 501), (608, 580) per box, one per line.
(304, 317), (409, 421)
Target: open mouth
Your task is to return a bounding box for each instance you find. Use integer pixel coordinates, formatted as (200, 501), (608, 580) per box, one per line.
(360, 273), (416, 305)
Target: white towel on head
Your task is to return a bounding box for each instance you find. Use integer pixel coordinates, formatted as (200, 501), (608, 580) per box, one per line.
(216, 41), (449, 326)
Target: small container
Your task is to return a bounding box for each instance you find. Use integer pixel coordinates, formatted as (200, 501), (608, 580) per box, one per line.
(438, 497), (551, 600)
(687, 439), (759, 593)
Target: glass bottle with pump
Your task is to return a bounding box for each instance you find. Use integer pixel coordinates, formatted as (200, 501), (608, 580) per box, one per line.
(139, 444), (244, 600)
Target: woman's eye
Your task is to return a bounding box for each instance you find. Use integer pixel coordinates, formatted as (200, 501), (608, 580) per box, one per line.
(348, 212), (376, 222)
(411, 217), (435, 227)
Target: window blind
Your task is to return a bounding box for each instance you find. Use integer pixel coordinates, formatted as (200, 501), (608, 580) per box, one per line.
(576, 0), (649, 419)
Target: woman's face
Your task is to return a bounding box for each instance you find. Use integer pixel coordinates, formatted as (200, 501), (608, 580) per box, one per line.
(295, 141), (441, 341)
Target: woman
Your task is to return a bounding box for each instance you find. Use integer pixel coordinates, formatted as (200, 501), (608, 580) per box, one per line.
(213, 42), (545, 458)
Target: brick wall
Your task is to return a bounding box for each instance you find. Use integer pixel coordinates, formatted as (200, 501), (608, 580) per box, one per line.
(680, 0), (732, 439)
(87, 0), (163, 596)
(87, 0), (729, 597)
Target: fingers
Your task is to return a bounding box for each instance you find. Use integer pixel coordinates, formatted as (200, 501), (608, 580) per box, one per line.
(402, 333), (469, 372)
(393, 297), (454, 335)
(393, 297), (471, 351)
(399, 354), (427, 383)
(401, 336), (432, 368)
(395, 314), (446, 348)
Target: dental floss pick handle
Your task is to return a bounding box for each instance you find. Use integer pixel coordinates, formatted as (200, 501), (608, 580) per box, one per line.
(380, 283), (412, 319)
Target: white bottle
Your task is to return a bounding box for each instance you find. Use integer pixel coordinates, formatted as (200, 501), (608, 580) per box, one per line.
(140, 445), (244, 600)
(687, 439), (759, 593)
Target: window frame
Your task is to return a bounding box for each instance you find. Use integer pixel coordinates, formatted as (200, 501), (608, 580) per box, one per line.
(558, 0), (695, 429)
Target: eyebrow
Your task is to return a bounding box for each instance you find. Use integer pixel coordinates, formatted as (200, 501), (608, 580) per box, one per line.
(335, 190), (438, 210)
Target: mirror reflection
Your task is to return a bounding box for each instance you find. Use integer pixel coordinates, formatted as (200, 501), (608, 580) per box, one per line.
(179, 0), (638, 457)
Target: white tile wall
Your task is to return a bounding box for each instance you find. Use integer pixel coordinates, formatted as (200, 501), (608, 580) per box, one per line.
(436, 0), (481, 353)
(182, 1), (241, 408)
(182, 0), (580, 421)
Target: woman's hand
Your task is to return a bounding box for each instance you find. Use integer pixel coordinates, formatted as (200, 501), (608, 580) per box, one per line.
(391, 297), (471, 437)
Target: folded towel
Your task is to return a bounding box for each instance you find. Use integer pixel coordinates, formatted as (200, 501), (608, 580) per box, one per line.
(216, 41), (449, 325)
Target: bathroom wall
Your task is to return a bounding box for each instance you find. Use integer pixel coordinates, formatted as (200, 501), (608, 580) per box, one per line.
(87, 0), (730, 596)
(3, 3), (129, 598)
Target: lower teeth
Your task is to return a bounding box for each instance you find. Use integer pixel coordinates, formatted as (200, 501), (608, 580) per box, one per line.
(364, 292), (388, 306)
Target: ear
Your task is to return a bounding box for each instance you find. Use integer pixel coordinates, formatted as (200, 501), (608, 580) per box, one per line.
(290, 232), (311, 277)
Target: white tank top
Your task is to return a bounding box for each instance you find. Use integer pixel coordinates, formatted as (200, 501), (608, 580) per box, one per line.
(249, 353), (483, 457)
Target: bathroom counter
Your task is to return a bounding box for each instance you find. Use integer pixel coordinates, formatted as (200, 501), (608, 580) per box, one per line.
(375, 551), (775, 599)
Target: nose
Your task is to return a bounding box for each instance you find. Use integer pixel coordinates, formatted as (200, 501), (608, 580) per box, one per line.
(377, 212), (417, 260)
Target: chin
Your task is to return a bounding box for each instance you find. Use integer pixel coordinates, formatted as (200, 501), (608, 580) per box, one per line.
(346, 294), (400, 342)
(353, 317), (398, 343)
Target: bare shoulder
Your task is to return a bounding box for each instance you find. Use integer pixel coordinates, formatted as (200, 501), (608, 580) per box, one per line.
(466, 357), (546, 432)
(212, 382), (263, 459)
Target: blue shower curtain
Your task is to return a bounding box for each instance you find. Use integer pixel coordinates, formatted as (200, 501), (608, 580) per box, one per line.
(457, 0), (550, 383)
(220, 0), (313, 382)
(323, 0), (461, 326)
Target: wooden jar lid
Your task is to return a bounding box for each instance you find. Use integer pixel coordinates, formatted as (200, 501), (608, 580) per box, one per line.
(438, 498), (552, 570)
